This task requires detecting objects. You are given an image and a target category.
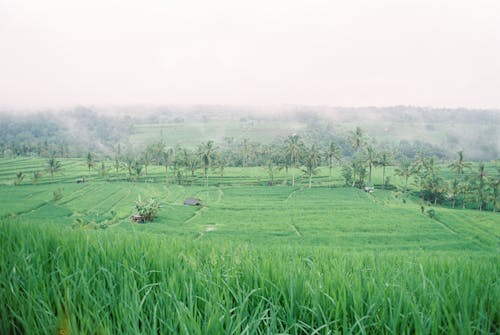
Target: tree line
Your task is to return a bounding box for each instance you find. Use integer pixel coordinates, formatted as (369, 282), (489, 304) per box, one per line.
(62, 126), (499, 212)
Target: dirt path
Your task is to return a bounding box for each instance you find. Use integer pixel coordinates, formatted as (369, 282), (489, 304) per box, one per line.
(184, 206), (208, 224)
(285, 188), (303, 237)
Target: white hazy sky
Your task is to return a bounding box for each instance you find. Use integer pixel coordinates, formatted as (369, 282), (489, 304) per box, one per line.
(1, 0), (499, 109)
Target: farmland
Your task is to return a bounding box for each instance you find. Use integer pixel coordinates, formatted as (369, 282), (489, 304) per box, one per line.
(1, 156), (499, 333)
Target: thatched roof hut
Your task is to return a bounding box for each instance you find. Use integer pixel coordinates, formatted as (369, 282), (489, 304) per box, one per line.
(184, 198), (202, 206)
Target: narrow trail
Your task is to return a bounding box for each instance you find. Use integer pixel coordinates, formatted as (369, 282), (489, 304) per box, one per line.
(432, 217), (457, 235)
(216, 186), (224, 204)
(285, 187), (301, 202)
(285, 187), (303, 237)
(17, 201), (50, 217)
(290, 223), (302, 237)
(184, 206), (208, 224)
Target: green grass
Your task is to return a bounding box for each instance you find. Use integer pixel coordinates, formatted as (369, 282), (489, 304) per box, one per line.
(1, 158), (499, 333)
(1, 221), (499, 334)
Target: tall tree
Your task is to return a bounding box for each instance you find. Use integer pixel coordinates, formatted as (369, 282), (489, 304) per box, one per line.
(476, 163), (487, 211)
(46, 156), (62, 179)
(349, 127), (365, 152)
(366, 146), (377, 184)
(304, 144), (321, 188)
(377, 151), (392, 189)
(488, 173), (499, 212)
(285, 134), (303, 186)
(199, 140), (217, 187)
(395, 157), (414, 192)
(448, 150), (472, 177)
(86, 152), (94, 174)
(241, 138), (252, 168)
(141, 148), (153, 176)
(324, 141), (342, 181)
(121, 155), (135, 181)
(113, 144), (121, 173)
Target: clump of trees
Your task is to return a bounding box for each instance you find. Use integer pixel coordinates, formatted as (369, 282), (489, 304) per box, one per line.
(133, 197), (160, 222)
(7, 121), (499, 212)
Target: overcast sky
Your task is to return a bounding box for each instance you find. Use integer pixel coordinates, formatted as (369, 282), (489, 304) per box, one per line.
(1, 0), (499, 109)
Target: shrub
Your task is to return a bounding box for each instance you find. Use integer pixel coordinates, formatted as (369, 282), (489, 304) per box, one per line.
(133, 196), (160, 222)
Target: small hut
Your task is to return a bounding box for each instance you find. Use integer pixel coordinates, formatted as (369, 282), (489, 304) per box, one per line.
(130, 214), (145, 223)
(76, 177), (85, 183)
(184, 198), (202, 206)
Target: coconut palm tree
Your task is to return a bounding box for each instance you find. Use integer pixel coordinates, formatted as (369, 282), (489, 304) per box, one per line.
(113, 144), (121, 173)
(448, 150), (472, 177)
(46, 157), (62, 180)
(132, 160), (143, 181)
(304, 144), (321, 188)
(199, 140), (217, 187)
(121, 155), (135, 181)
(285, 134), (303, 186)
(476, 163), (487, 210)
(377, 151), (392, 189)
(487, 175), (499, 212)
(324, 141), (342, 181)
(349, 127), (365, 152)
(214, 151), (228, 177)
(241, 138), (252, 168)
(395, 157), (414, 192)
(141, 148), (153, 176)
(86, 152), (94, 174)
(366, 146), (377, 184)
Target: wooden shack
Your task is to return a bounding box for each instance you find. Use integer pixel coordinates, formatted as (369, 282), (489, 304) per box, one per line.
(184, 198), (202, 206)
(130, 214), (145, 223)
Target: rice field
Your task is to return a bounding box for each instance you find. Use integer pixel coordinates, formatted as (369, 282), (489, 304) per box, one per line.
(0, 157), (499, 334)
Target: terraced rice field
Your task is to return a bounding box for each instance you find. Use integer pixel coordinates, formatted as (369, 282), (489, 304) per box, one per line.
(1, 157), (499, 333)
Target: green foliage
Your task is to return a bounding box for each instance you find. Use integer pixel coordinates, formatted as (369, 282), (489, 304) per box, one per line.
(52, 188), (63, 202)
(14, 171), (24, 185)
(1, 220), (499, 334)
(133, 196), (160, 222)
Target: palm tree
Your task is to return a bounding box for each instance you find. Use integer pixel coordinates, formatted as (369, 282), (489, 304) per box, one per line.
(241, 138), (251, 168)
(86, 152), (94, 174)
(458, 180), (471, 209)
(449, 178), (460, 208)
(46, 157), (62, 179)
(14, 172), (25, 185)
(132, 160), (143, 181)
(366, 146), (377, 184)
(31, 170), (42, 184)
(265, 159), (280, 185)
(113, 144), (121, 173)
(448, 150), (472, 177)
(199, 140), (217, 187)
(160, 147), (173, 180)
(377, 151), (392, 189)
(349, 127), (365, 152)
(141, 149), (153, 176)
(215, 152), (228, 177)
(476, 163), (487, 210)
(285, 134), (303, 186)
(487, 175), (499, 212)
(304, 145), (321, 188)
(394, 157), (414, 192)
(324, 141), (342, 181)
(412, 151), (428, 175)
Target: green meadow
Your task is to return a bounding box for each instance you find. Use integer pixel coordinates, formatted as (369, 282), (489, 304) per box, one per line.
(1, 157), (499, 334)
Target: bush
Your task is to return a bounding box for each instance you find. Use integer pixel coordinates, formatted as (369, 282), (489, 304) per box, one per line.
(134, 196), (160, 222)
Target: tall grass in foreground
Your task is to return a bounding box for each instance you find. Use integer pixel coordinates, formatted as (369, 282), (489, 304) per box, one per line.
(1, 220), (498, 334)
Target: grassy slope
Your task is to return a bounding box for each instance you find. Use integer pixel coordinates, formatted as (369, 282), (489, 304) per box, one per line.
(1, 158), (499, 333)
